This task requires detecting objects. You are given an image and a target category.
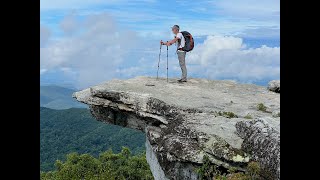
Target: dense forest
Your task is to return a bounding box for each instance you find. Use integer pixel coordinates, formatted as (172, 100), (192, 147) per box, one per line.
(40, 107), (145, 171)
(41, 147), (153, 180)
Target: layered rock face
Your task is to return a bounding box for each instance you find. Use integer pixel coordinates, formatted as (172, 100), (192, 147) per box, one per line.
(73, 76), (280, 180)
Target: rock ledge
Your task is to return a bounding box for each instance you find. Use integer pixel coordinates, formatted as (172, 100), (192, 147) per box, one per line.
(73, 76), (280, 180)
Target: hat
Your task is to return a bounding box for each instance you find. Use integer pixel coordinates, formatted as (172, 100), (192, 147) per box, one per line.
(172, 25), (180, 30)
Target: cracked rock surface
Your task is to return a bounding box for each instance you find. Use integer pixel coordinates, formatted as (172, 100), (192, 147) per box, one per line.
(73, 76), (280, 180)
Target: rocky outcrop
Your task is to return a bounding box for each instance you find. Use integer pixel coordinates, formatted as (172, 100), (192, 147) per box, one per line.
(73, 76), (280, 180)
(268, 80), (280, 93)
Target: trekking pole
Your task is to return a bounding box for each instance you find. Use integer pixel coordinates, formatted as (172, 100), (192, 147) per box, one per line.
(157, 41), (162, 80)
(166, 41), (168, 83)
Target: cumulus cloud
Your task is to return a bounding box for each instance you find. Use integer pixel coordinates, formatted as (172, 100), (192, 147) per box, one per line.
(40, 13), (138, 88)
(115, 35), (279, 84)
(188, 36), (245, 65)
(187, 36), (280, 83)
(41, 11), (279, 87)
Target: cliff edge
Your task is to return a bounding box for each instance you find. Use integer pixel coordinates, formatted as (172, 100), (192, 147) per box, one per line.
(73, 76), (280, 180)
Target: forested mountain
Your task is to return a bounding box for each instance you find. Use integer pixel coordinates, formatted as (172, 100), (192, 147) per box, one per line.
(40, 86), (86, 109)
(40, 107), (145, 171)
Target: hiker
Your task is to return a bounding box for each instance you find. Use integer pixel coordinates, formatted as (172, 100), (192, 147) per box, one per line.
(160, 25), (194, 83)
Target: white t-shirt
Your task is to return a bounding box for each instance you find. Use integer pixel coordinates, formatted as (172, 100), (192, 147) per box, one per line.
(176, 32), (185, 49)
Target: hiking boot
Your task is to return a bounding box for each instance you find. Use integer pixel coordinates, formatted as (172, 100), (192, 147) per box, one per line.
(177, 79), (187, 83)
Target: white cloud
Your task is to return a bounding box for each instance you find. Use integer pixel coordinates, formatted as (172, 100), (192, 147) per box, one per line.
(176, 0), (279, 37)
(40, 0), (279, 39)
(116, 66), (143, 77)
(40, 69), (47, 74)
(188, 36), (244, 65)
(59, 11), (78, 35)
(41, 6), (280, 87)
(40, 13), (138, 88)
(187, 36), (280, 82)
(40, 25), (51, 47)
(115, 35), (279, 84)
(116, 35), (279, 84)
(237, 26), (280, 39)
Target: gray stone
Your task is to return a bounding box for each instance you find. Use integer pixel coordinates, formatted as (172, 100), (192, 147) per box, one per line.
(146, 139), (169, 180)
(272, 110), (280, 118)
(268, 80), (280, 93)
(236, 118), (280, 179)
(73, 76), (280, 180)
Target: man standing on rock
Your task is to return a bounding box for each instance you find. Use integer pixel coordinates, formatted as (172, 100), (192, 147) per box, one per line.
(160, 25), (188, 83)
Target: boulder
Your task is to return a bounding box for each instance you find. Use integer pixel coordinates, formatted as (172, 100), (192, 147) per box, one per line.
(268, 80), (280, 93)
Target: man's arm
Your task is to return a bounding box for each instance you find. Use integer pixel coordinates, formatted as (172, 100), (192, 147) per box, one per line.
(161, 37), (180, 46)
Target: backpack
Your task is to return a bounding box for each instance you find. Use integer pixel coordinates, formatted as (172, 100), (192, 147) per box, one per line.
(180, 31), (194, 52)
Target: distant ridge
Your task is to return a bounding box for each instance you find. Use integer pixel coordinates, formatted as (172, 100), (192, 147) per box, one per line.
(40, 85), (86, 109)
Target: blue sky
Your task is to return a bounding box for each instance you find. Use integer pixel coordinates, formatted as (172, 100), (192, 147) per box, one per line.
(40, 0), (280, 88)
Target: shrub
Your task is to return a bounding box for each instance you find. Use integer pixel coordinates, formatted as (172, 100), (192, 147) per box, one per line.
(225, 172), (249, 180)
(223, 112), (238, 118)
(197, 158), (262, 180)
(244, 114), (253, 119)
(216, 111), (238, 118)
(197, 155), (216, 180)
(257, 103), (267, 112)
(247, 161), (261, 180)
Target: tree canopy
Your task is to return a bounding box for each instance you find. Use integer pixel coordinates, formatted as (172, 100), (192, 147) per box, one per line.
(41, 147), (153, 180)
(40, 107), (145, 171)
